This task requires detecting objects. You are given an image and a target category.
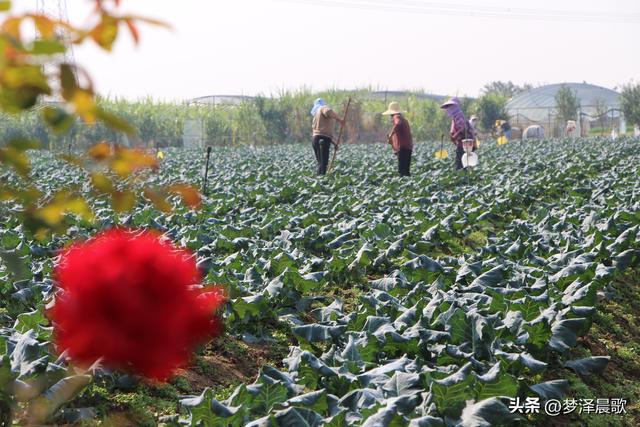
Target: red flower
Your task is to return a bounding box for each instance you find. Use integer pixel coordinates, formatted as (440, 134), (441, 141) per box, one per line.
(50, 228), (225, 380)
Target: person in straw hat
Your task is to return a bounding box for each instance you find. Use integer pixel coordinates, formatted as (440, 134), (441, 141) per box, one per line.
(469, 115), (479, 133)
(310, 98), (345, 175)
(441, 97), (476, 170)
(469, 115), (480, 149)
(382, 102), (414, 176)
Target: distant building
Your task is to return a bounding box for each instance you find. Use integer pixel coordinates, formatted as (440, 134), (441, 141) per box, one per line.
(507, 83), (622, 137)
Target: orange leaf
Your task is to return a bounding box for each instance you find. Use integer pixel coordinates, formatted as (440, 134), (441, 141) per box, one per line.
(88, 142), (113, 161)
(2, 17), (22, 39)
(90, 14), (119, 51)
(143, 188), (172, 213)
(112, 190), (136, 213)
(33, 15), (56, 39)
(90, 172), (114, 193)
(168, 184), (202, 209)
(72, 89), (97, 123)
(109, 148), (157, 177)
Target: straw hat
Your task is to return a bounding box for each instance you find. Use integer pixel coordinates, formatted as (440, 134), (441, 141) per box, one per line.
(382, 102), (405, 116)
(440, 98), (460, 109)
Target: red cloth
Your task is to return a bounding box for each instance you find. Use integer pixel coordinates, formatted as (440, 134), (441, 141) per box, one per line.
(390, 115), (413, 153)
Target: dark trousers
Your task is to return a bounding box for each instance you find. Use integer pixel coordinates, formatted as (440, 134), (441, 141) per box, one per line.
(455, 146), (465, 170)
(397, 149), (412, 176)
(312, 135), (332, 175)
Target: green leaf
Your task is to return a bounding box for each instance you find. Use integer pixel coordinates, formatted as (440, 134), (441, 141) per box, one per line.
(470, 266), (506, 288)
(475, 363), (519, 400)
(510, 296), (545, 322)
(252, 380), (289, 416)
(60, 64), (78, 100)
(181, 388), (245, 427)
(523, 321), (552, 350)
(487, 290), (507, 314)
(408, 416), (445, 426)
(31, 40), (67, 55)
(28, 375), (92, 423)
(448, 309), (471, 345)
(431, 364), (476, 418)
(324, 411), (348, 427)
(285, 390), (329, 415)
(8, 139), (41, 151)
(382, 371), (422, 397)
(0, 354), (16, 389)
(459, 397), (521, 427)
(42, 106), (75, 134)
(95, 108), (137, 135)
(529, 380), (569, 400)
(563, 356), (610, 376)
(13, 309), (50, 339)
(272, 407), (324, 427)
(292, 324), (346, 342)
(297, 362), (320, 390)
(0, 250), (31, 280)
(549, 318), (589, 353)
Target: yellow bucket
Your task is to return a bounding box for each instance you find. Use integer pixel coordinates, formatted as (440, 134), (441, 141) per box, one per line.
(435, 149), (449, 159)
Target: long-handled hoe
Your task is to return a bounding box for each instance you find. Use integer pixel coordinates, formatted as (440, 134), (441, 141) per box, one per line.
(328, 97), (352, 174)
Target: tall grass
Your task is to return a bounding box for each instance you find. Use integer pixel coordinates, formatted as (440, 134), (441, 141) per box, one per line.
(0, 89), (471, 149)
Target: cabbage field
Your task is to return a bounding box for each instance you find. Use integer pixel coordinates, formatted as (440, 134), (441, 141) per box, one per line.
(1, 137), (639, 426)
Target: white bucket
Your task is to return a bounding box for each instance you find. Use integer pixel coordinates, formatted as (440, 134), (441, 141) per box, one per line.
(462, 152), (478, 168)
(462, 139), (475, 154)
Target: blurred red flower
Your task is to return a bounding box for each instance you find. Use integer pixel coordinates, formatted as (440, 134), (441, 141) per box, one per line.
(50, 228), (225, 380)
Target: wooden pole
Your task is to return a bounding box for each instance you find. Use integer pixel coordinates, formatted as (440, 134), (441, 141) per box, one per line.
(202, 146), (212, 195)
(328, 98), (352, 174)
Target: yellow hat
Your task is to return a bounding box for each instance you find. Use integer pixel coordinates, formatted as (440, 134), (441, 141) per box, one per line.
(382, 102), (405, 116)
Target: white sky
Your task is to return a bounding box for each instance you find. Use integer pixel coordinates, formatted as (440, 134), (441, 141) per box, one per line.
(41, 0), (640, 100)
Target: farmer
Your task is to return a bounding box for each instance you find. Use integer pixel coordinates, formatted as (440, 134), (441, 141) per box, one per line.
(500, 119), (512, 140)
(311, 98), (345, 175)
(469, 115), (480, 149)
(382, 102), (413, 176)
(469, 115), (479, 133)
(441, 98), (476, 170)
(565, 120), (577, 138)
(611, 126), (619, 140)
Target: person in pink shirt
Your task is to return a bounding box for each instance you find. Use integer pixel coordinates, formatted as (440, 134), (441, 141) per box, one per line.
(441, 97), (476, 170)
(382, 102), (414, 176)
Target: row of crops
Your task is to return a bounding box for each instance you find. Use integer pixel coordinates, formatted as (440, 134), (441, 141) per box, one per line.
(0, 92), (461, 150)
(1, 137), (639, 425)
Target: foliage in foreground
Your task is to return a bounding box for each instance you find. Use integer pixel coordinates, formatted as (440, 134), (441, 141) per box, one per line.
(1, 137), (639, 425)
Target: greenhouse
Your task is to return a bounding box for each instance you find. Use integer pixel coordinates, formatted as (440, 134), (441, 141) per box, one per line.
(506, 82), (623, 137)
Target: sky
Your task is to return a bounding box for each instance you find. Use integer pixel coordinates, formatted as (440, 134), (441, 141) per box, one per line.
(31, 0), (640, 100)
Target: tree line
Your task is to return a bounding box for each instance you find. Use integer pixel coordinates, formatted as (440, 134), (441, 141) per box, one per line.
(1, 82), (638, 149)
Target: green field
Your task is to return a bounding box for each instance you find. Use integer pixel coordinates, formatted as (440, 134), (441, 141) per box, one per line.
(1, 137), (639, 426)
